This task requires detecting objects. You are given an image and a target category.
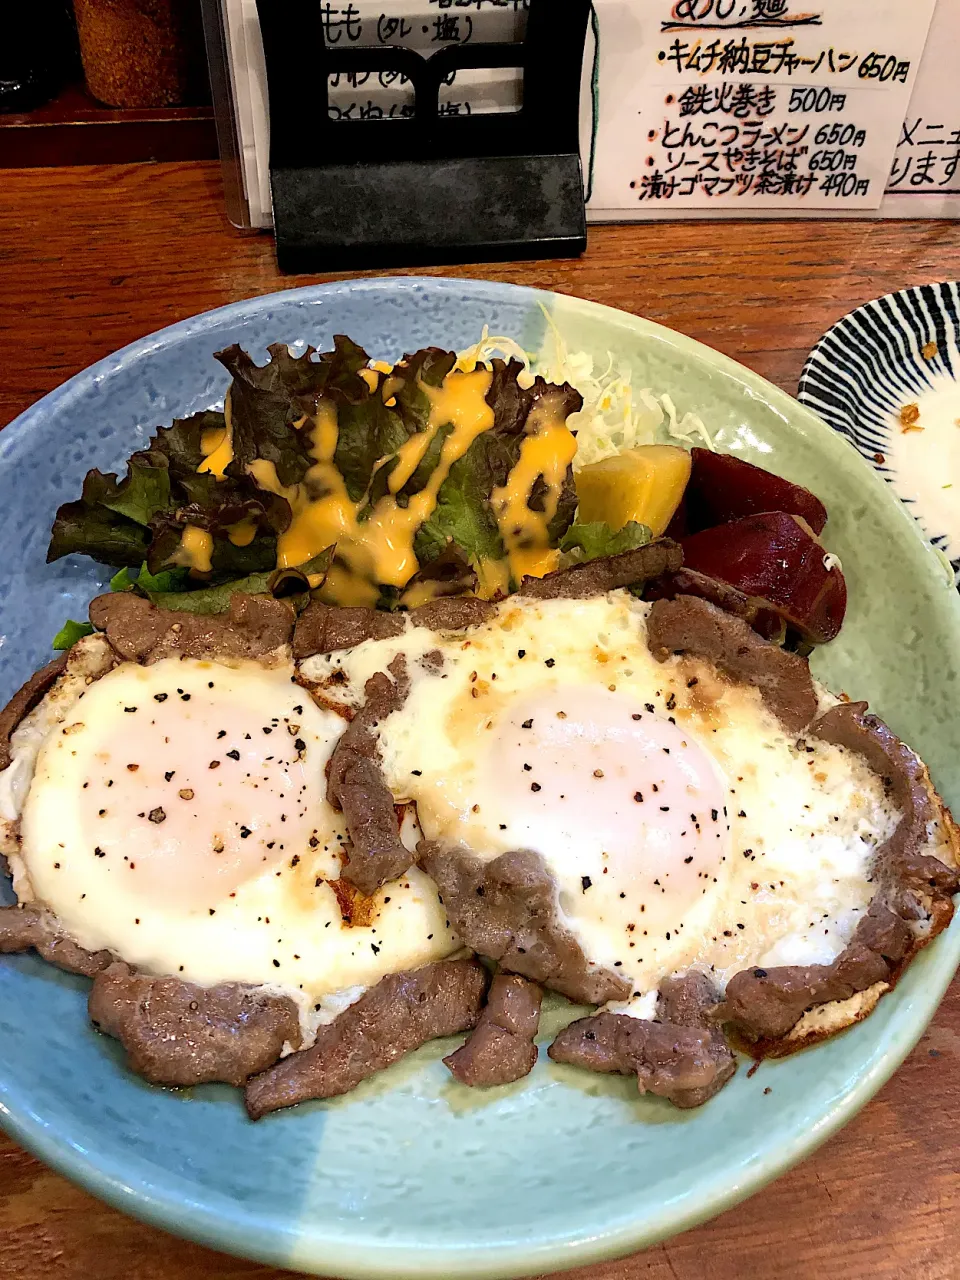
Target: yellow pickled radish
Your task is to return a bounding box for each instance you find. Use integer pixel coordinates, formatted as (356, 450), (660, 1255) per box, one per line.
(575, 444), (692, 536)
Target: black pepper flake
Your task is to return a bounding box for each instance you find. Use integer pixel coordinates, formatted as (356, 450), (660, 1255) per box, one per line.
(684, 855), (693, 864)
(148, 807), (166, 824)
(523, 763), (532, 771)
(239, 826), (252, 839)
(411, 769), (422, 776)
(634, 792), (643, 803)
(737, 922), (745, 930)
(272, 959), (280, 968)
(309, 835), (319, 849)
(687, 678), (699, 688)
(163, 770), (175, 782)
(645, 703), (655, 713)
(226, 749), (241, 761)
(123, 706), (138, 714)
(499, 823), (507, 830)
(126, 763), (139, 772)
(665, 692), (677, 711)
(153, 692), (168, 703)
(180, 693), (191, 702)
(521, 719), (533, 729)
(581, 875), (592, 891)
(544, 658), (555, 668)
(517, 649), (526, 658)
(209, 760), (220, 769)
(294, 738), (306, 753)
(631, 713), (642, 721)
(293, 704), (303, 715)
(371, 943), (380, 955)
(659, 805), (670, 812)
(530, 782), (541, 792)
(209, 908), (216, 916)
(216, 729), (227, 739)
(262, 727), (273, 735)
(662, 747), (671, 755)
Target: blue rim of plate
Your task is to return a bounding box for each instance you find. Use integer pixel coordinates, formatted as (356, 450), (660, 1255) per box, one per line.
(1, 277), (959, 1279)
(798, 281), (960, 579)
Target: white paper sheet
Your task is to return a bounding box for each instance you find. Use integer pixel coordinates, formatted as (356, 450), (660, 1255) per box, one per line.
(588, 0), (936, 214)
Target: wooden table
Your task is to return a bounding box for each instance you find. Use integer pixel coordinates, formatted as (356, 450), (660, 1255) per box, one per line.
(1, 162), (959, 1280)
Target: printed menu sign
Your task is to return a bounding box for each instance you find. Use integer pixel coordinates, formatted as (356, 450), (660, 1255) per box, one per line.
(588, 0), (937, 212)
(883, 0), (960, 214)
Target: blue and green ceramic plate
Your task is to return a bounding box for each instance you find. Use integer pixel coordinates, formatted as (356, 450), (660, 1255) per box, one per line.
(2, 279), (959, 1279)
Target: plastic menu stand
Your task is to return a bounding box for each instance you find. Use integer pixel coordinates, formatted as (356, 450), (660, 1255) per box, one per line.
(255, 0), (592, 273)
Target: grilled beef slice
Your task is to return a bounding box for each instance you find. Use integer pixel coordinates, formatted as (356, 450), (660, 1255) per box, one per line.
(813, 701), (960, 926)
(292, 601), (405, 659)
(0, 904), (113, 977)
(245, 957), (488, 1118)
(326, 655), (413, 895)
(418, 844), (630, 1005)
(549, 972), (735, 1108)
(643, 566), (786, 643)
(646, 595), (818, 733)
(408, 597), (497, 631)
(444, 973), (543, 1087)
(519, 541), (682, 601)
(89, 591), (295, 664)
(89, 962), (302, 1087)
(0, 654), (69, 771)
(293, 596), (497, 660)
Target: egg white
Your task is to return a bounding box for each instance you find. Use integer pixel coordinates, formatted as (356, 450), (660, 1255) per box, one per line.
(304, 594), (899, 1014)
(3, 647), (458, 1037)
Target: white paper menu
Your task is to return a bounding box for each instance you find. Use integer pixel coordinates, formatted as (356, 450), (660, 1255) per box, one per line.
(588, 0), (937, 214)
(213, 0), (957, 230)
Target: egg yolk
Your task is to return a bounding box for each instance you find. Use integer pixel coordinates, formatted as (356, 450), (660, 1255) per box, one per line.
(482, 686), (731, 955)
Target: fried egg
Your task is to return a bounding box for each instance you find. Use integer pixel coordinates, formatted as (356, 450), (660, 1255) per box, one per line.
(1, 641), (457, 1036)
(304, 593), (899, 1015)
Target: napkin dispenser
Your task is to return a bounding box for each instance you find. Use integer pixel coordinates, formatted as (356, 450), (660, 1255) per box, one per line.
(254, 0), (591, 273)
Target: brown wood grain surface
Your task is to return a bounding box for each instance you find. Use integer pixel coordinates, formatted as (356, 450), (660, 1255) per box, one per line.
(1, 162), (959, 1280)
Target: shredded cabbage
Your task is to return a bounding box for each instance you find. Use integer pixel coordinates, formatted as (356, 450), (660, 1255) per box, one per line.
(456, 316), (713, 469)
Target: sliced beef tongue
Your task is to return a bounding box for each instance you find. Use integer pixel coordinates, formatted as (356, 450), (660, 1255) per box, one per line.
(812, 701), (960, 925)
(646, 595), (818, 734)
(643, 567), (786, 644)
(0, 904), (113, 978)
(519, 540), (683, 601)
(89, 962), (302, 1088)
(326, 655), (413, 896)
(549, 972), (735, 1109)
(712, 943), (890, 1046)
(293, 600), (405, 659)
(89, 591), (295, 664)
(418, 843), (631, 1005)
(0, 653), (69, 772)
(245, 958), (488, 1119)
(409, 597), (497, 631)
(444, 973), (543, 1087)
(293, 596), (496, 659)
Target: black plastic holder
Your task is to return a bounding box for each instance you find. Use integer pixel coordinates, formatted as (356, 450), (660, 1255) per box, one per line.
(255, 0), (592, 274)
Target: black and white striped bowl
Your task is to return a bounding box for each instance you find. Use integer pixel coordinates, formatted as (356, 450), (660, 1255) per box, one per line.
(799, 282), (960, 583)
